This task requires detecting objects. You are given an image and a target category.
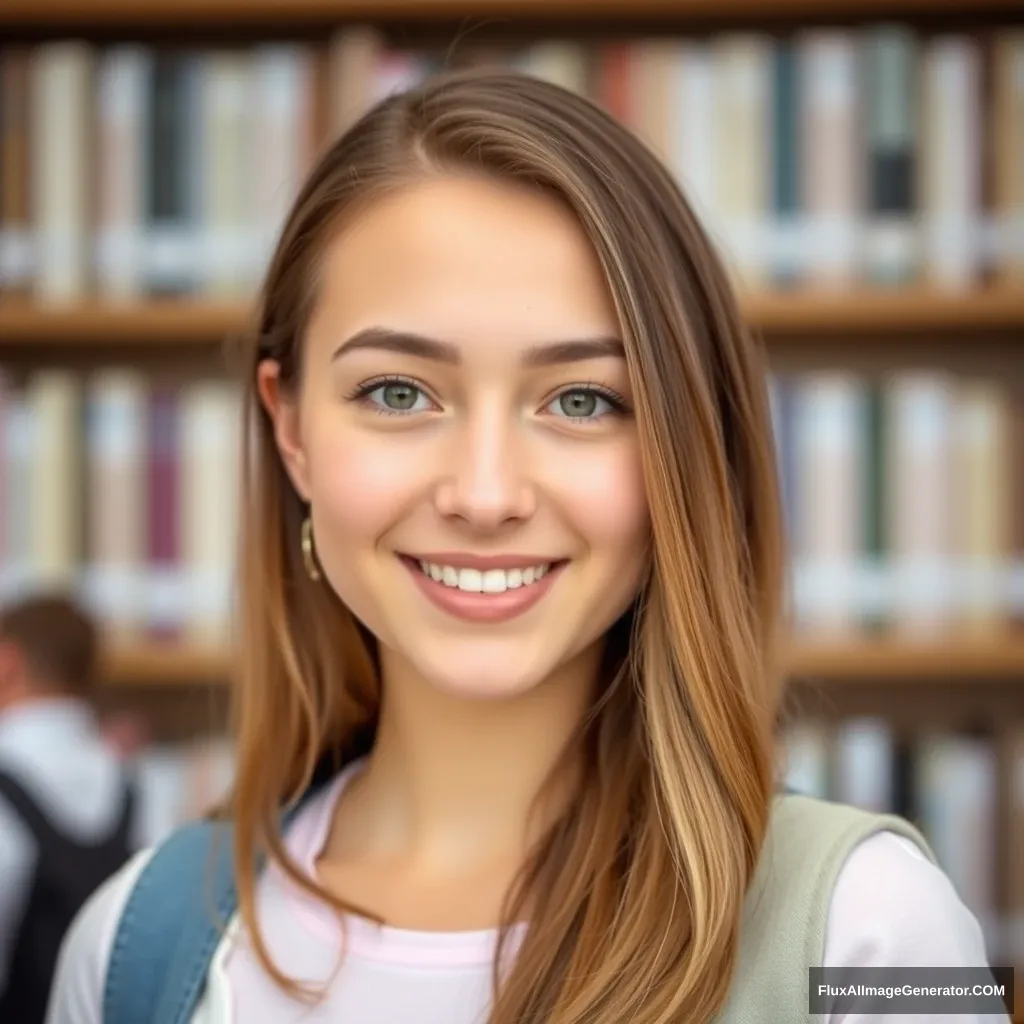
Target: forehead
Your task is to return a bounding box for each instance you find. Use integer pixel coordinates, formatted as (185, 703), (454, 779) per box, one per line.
(311, 176), (620, 357)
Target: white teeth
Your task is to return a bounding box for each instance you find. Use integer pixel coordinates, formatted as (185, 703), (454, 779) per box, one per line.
(481, 569), (507, 594)
(458, 568), (483, 592)
(416, 561), (554, 593)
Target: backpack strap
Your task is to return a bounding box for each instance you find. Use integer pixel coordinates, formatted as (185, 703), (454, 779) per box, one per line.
(101, 771), (333, 1024)
(103, 818), (237, 1024)
(0, 768), (59, 843)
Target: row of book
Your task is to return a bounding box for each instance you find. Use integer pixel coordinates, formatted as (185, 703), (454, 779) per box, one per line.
(0, 366), (1021, 641)
(779, 718), (1024, 968)
(0, 369), (241, 643)
(773, 370), (1024, 634)
(0, 24), (1022, 301)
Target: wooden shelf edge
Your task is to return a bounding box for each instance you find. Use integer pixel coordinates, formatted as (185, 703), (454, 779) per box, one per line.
(2, 0), (1021, 28)
(0, 300), (254, 345)
(3, 290), (1022, 347)
(100, 635), (1024, 687)
(745, 287), (1024, 335)
(784, 635), (1024, 681)
(100, 643), (232, 686)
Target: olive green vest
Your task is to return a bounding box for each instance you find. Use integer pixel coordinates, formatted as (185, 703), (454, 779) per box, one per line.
(716, 794), (939, 1022)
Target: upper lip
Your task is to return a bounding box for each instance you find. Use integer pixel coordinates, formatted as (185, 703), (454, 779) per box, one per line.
(404, 552), (566, 570)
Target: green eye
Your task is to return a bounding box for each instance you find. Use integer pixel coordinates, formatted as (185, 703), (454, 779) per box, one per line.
(354, 378), (433, 415)
(378, 383), (421, 411)
(548, 388), (619, 421)
(557, 391), (599, 418)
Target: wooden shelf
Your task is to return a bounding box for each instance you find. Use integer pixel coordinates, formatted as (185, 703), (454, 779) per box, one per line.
(2, 290), (1021, 350)
(2, 0), (1019, 29)
(101, 635), (1024, 687)
(100, 643), (232, 686)
(746, 288), (1024, 337)
(785, 635), (1024, 682)
(0, 300), (250, 347)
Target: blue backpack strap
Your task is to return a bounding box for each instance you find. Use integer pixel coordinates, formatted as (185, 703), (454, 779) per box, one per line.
(102, 787), (321, 1024)
(103, 818), (237, 1024)
(102, 744), (369, 1022)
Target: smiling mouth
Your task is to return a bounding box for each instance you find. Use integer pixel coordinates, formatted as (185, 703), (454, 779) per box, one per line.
(399, 556), (569, 595)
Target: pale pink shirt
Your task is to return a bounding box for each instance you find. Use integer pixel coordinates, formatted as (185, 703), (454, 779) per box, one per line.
(46, 758), (1008, 1023)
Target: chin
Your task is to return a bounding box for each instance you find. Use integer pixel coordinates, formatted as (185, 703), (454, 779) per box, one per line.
(409, 640), (567, 703)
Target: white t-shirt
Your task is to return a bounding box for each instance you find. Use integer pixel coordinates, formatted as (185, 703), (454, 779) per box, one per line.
(46, 759), (1009, 1023)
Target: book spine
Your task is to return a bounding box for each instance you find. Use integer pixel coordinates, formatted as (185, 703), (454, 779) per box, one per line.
(861, 26), (919, 285)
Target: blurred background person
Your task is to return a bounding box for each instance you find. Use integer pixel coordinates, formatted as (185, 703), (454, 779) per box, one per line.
(0, 593), (137, 1024)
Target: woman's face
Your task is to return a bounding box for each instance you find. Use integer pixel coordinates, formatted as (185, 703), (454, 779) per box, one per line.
(261, 175), (650, 700)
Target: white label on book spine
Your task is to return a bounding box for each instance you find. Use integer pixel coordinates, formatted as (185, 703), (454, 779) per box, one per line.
(35, 230), (85, 302)
(199, 228), (253, 285)
(187, 567), (232, 622)
(795, 559), (862, 626)
(81, 565), (142, 626)
(894, 559), (955, 624)
(146, 227), (201, 290)
(987, 213), (1024, 262)
(858, 560), (893, 620)
(924, 218), (981, 286)
(769, 217), (813, 270)
(146, 568), (190, 631)
(806, 218), (859, 277)
(95, 230), (145, 287)
(1005, 560), (1024, 616)
(0, 563), (28, 602)
(0, 230), (37, 286)
(862, 220), (918, 280)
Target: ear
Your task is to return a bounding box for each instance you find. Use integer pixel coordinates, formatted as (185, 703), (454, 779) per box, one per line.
(256, 359), (312, 502)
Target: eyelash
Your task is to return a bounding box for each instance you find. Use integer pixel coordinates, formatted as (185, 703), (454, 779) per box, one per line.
(345, 375), (630, 422)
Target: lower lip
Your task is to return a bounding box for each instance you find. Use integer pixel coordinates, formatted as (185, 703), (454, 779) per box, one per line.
(401, 557), (567, 623)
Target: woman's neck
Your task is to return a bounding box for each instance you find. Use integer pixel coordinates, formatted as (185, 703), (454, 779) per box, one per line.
(324, 642), (602, 872)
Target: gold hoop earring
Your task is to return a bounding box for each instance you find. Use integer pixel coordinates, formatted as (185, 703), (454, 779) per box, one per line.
(301, 515), (321, 582)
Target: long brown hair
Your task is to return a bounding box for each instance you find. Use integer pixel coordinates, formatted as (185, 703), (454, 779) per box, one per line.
(228, 67), (786, 1024)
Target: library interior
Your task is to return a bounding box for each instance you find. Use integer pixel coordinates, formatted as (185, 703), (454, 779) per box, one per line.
(0, 0), (1021, 1020)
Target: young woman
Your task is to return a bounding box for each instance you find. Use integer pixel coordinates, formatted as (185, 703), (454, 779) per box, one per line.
(47, 68), (1005, 1024)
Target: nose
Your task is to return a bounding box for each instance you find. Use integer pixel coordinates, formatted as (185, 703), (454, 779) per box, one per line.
(433, 402), (536, 530)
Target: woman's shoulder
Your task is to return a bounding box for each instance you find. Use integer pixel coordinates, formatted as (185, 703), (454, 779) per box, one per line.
(753, 794), (994, 964)
(724, 797), (1003, 1022)
(45, 847), (155, 1024)
(766, 791), (939, 879)
(827, 828), (992, 966)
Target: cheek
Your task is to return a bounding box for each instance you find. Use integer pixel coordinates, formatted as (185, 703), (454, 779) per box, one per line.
(546, 439), (649, 558)
(305, 421), (427, 546)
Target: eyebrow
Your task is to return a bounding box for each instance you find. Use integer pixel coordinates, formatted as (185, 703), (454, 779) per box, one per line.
(330, 327), (625, 367)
